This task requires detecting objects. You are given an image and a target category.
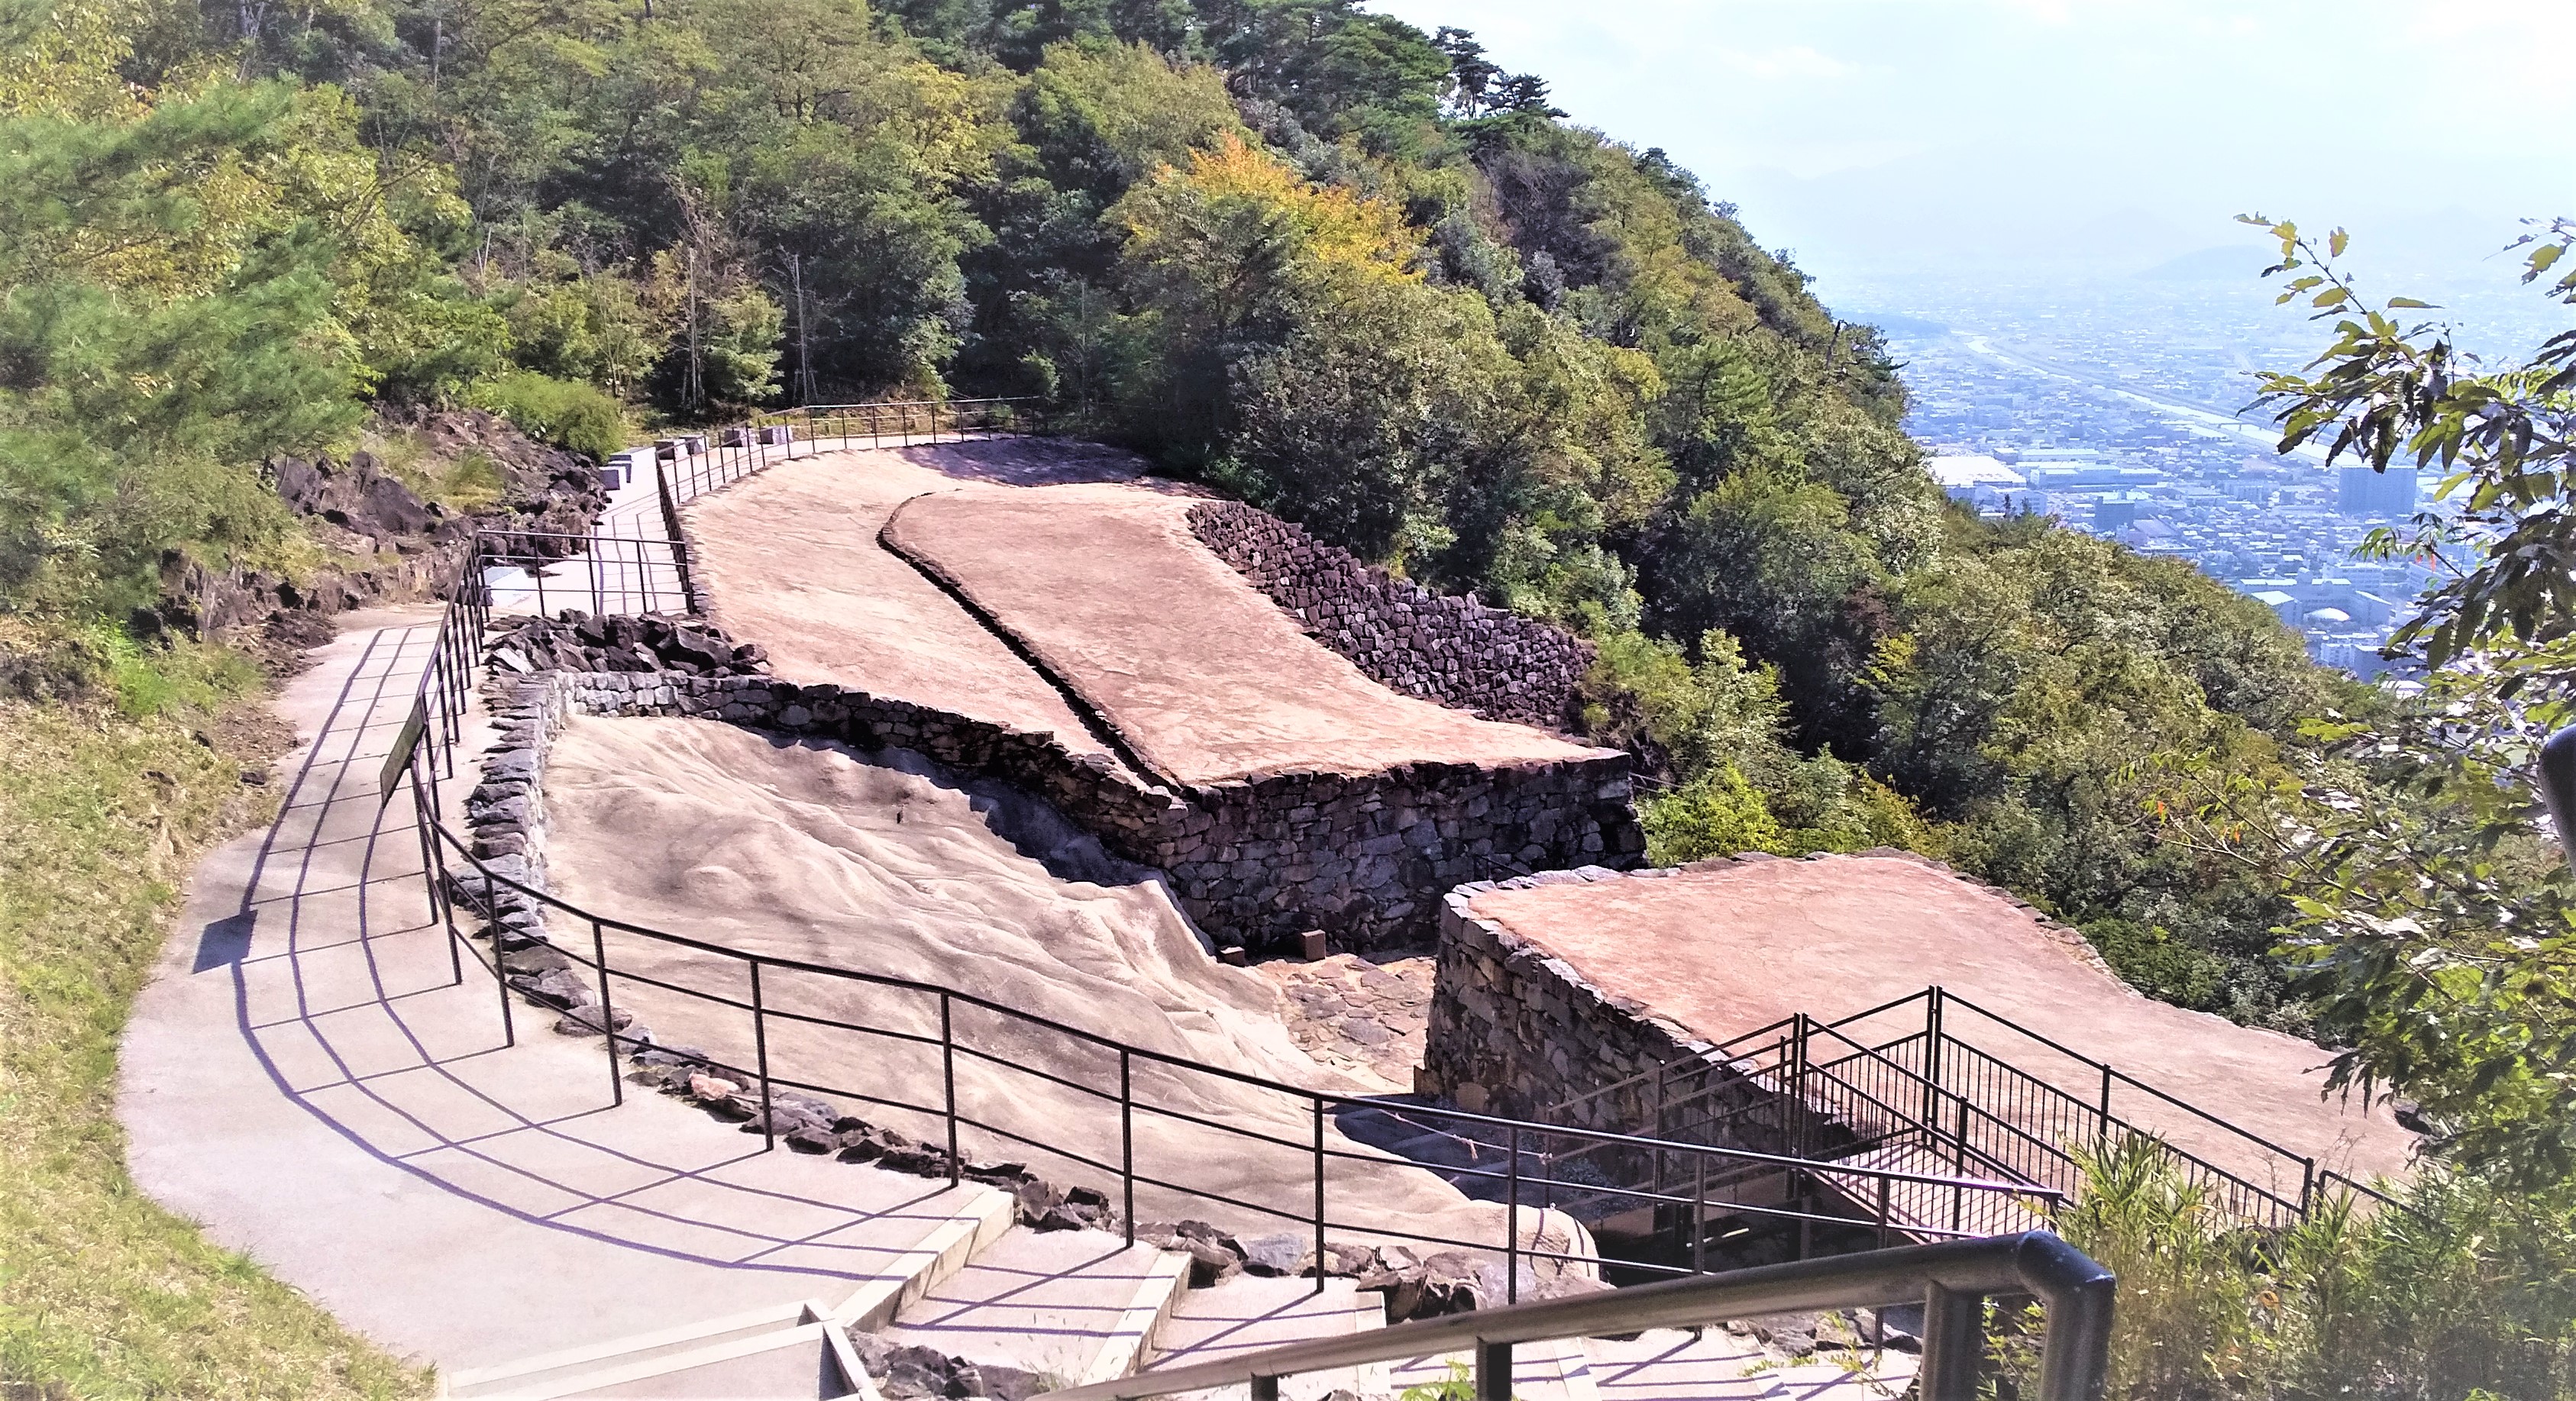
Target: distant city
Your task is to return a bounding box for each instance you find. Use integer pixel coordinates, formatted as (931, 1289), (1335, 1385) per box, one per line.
(1845, 263), (2560, 683)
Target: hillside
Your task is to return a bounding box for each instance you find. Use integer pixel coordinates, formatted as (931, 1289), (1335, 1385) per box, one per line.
(10, 2), (2576, 1396)
(4, 0), (2358, 1027)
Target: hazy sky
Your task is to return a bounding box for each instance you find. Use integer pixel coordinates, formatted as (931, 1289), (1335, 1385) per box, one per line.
(1368, 0), (2576, 289)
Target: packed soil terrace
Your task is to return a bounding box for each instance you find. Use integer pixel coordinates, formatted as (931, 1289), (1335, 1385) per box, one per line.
(683, 442), (1610, 787)
(1466, 854), (2418, 1189)
(540, 713), (1542, 1250)
(680, 441), (1143, 772)
(879, 484), (1609, 785)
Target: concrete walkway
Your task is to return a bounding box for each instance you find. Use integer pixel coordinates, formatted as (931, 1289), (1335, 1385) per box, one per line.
(118, 607), (1003, 1377)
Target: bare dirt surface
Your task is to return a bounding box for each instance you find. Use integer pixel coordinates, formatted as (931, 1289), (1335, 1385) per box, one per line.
(1253, 953), (1434, 1091)
(680, 443), (1144, 768)
(540, 714), (1537, 1251)
(1467, 854), (2419, 1188)
(881, 486), (1612, 786)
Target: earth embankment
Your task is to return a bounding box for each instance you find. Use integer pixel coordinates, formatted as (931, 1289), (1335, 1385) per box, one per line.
(540, 713), (1521, 1241)
(878, 486), (1611, 786)
(678, 444), (1140, 770)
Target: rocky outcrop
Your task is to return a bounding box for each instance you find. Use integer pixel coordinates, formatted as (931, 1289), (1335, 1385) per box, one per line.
(155, 408), (607, 649)
(1188, 501), (1595, 731)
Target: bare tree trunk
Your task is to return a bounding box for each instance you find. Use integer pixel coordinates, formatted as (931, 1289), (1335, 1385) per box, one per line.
(684, 242), (704, 415)
(787, 250), (814, 407)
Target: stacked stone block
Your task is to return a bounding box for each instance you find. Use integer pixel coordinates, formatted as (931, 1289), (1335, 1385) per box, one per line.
(1424, 867), (1785, 1150)
(517, 670), (1641, 950)
(1188, 501), (1594, 731)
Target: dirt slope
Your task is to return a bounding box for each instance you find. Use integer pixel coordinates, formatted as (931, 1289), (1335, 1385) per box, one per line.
(881, 486), (1611, 786)
(541, 715), (1526, 1244)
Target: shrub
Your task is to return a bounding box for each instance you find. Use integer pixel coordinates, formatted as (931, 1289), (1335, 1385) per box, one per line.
(467, 372), (627, 462)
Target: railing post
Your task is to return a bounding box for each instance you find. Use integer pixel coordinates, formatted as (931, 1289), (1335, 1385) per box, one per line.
(1474, 1339), (1512, 1401)
(1919, 1283), (1985, 1401)
(1789, 1015), (1810, 1157)
(487, 867), (514, 1047)
(1311, 1096), (1326, 1298)
(1924, 986), (1945, 1134)
(2298, 1157), (2316, 1218)
(1691, 1151), (1706, 1274)
(1505, 1122), (1521, 1305)
(750, 959), (774, 1150)
(590, 917), (622, 1106)
(1120, 1048), (1136, 1248)
(2098, 1064), (2115, 1144)
(941, 993), (960, 1186)
(414, 762), (461, 986)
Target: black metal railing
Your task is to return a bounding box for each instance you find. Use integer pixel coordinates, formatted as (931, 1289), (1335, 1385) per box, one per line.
(1051, 1231), (2115, 1401)
(402, 790), (2060, 1300)
(1552, 985), (2380, 1230)
(375, 397), (2066, 1304)
(789, 397), (1043, 451)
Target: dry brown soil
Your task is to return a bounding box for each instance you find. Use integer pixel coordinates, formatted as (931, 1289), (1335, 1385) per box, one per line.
(680, 444), (1140, 767)
(879, 485), (1610, 786)
(1467, 854), (2418, 1188)
(541, 713), (1530, 1248)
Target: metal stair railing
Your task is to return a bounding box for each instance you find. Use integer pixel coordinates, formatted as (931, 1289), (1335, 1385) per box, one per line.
(408, 804), (2064, 1305)
(1047, 1231), (2116, 1401)
(1547, 985), (2337, 1229)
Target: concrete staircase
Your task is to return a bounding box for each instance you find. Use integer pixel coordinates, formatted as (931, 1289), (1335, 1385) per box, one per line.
(442, 1190), (1921, 1401)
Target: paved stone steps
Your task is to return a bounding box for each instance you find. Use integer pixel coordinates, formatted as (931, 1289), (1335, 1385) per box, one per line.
(442, 1182), (1014, 1399)
(881, 1227), (1191, 1386)
(441, 1301), (861, 1399)
(1140, 1276), (1385, 1400)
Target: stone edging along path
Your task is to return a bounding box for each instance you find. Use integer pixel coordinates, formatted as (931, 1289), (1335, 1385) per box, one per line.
(448, 655), (1591, 1322)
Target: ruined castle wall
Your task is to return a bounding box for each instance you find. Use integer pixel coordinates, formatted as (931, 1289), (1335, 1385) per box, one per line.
(1188, 502), (1594, 731)
(492, 668), (1643, 951)
(1424, 870), (1783, 1148)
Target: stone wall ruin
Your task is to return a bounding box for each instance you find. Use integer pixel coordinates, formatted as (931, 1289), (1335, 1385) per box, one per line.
(468, 647), (1642, 952)
(1187, 501), (1595, 731)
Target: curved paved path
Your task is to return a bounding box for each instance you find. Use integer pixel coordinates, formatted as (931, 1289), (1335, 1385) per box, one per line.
(118, 607), (994, 1374)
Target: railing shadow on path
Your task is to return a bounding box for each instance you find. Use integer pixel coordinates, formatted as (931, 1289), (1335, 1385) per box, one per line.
(202, 619), (997, 1303)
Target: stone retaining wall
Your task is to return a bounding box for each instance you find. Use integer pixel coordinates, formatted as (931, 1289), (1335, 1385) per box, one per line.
(1188, 501), (1594, 731)
(527, 670), (1638, 950)
(1424, 865), (1785, 1147)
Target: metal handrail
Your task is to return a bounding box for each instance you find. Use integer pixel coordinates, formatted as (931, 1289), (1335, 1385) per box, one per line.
(411, 796), (2063, 1297)
(1922, 989), (2319, 1167)
(1547, 982), (2330, 1227)
(1049, 1231), (2115, 1401)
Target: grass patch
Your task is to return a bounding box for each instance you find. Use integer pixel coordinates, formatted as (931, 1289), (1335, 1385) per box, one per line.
(0, 630), (427, 1398)
(367, 429), (507, 515)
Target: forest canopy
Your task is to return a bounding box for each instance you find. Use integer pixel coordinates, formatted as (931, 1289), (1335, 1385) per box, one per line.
(0, 0), (2391, 1033)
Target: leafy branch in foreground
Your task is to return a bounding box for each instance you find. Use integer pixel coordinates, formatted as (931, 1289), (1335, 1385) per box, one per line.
(2124, 636), (2576, 1187)
(2238, 213), (2576, 667)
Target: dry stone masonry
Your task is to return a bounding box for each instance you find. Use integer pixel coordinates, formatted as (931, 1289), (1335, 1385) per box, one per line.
(1424, 864), (1780, 1143)
(1188, 500), (1595, 731)
(548, 669), (1637, 949)
(1421, 852), (2122, 1149)
(480, 599), (1644, 951)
